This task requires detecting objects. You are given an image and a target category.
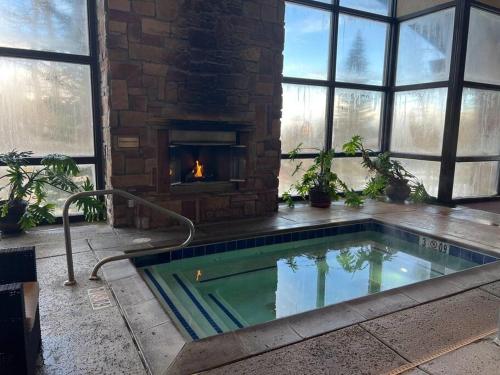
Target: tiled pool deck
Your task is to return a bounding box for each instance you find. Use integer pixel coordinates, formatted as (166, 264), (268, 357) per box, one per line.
(1, 200), (499, 374)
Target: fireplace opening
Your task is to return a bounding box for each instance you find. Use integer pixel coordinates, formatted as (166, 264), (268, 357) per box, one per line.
(153, 119), (252, 195)
(168, 129), (247, 189)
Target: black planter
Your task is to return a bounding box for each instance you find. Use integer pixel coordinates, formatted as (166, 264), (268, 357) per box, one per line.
(309, 188), (331, 208)
(385, 182), (411, 203)
(0, 200), (28, 234)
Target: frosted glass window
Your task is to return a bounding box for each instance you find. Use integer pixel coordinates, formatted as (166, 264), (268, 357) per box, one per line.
(0, 57), (94, 157)
(453, 162), (499, 198)
(396, 8), (455, 85)
(397, 0), (452, 17)
(336, 15), (388, 85)
(334, 158), (372, 191)
(279, 159), (314, 196)
(391, 88), (448, 156)
(281, 84), (327, 154)
(333, 89), (382, 151)
(464, 8), (500, 85)
(284, 3), (331, 80)
(457, 88), (500, 157)
(0, 164), (96, 216)
(393, 159), (441, 197)
(0, 0), (89, 55)
(340, 0), (391, 16)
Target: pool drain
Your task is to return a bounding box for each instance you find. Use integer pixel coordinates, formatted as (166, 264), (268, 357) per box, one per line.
(383, 327), (498, 375)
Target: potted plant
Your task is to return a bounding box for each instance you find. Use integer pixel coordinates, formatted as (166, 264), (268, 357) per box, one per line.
(0, 151), (106, 234)
(342, 135), (430, 203)
(282, 145), (363, 208)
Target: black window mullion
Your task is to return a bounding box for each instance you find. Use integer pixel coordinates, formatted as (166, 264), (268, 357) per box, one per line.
(438, 0), (471, 203)
(0, 46), (92, 65)
(381, 1), (398, 153)
(326, 5), (339, 152)
(87, 0), (103, 189)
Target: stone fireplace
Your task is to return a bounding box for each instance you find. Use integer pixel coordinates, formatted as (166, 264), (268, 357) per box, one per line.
(97, 0), (284, 227)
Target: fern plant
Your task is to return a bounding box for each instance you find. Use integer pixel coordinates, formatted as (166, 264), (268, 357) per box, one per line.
(342, 135), (430, 203)
(0, 151), (106, 230)
(282, 144), (363, 208)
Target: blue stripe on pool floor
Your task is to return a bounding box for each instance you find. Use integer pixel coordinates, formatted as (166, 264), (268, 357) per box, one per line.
(208, 293), (244, 329)
(173, 274), (223, 334)
(200, 265), (277, 283)
(143, 269), (199, 340)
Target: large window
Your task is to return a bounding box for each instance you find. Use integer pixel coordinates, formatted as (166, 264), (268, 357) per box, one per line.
(454, 5), (500, 198)
(280, 0), (500, 202)
(280, 0), (390, 196)
(0, 1), (100, 214)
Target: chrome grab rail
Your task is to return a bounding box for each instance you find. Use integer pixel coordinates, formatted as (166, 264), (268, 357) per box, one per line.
(62, 189), (195, 286)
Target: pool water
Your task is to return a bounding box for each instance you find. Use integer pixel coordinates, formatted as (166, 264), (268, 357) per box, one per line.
(141, 228), (494, 340)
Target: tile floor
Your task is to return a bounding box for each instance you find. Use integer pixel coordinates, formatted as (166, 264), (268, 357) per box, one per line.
(0, 200), (498, 374)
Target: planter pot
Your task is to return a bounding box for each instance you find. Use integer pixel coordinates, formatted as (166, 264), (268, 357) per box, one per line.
(385, 182), (411, 203)
(0, 200), (28, 234)
(309, 188), (331, 208)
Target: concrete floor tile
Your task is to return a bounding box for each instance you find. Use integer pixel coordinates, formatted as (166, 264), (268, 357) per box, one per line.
(168, 332), (247, 375)
(101, 258), (138, 281)
(109, 274), (155, 307)
(401, 369), (429, 375)
(136, 321), (186, 375)
(420, 335), (500, 375)
(37, 303), (146, 375)
(347, 290), (418, 319)
(236, 318), (302, 354)
(204, 325), (409, 375)
(37, 251), (106, 315)
(124, 298), (171, 333)
(35, 238), (91, 259)
(480, 280), (500, 298)
(287, 302), (365, 338)
(361, 289), (500, 362)
(444, 261), (500, 290)
(397, 277), (464, 303)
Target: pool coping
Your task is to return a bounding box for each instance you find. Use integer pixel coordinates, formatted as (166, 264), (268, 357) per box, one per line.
(164, 259), (500, 375)
(103, 214), (500, 375)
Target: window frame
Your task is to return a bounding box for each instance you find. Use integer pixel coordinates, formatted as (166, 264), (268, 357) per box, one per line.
(281, 0), (394, 184)
(0, 0), (103, 219)
(281, 0), (500, 203)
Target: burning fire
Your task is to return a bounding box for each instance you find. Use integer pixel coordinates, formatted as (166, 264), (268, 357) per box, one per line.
(193, 160), (204, 178)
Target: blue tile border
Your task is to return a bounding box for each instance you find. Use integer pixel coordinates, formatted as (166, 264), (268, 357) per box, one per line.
(173, 274), (223, 334)
(143, 269), (199, 340)
(133, 221), (499, 268)
(208, 294), (244, 329)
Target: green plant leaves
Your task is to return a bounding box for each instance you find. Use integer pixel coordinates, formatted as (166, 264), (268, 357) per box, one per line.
(19, 203), (56, 230)
(0, 150), (106, 229)
(75, 178), (107, 222)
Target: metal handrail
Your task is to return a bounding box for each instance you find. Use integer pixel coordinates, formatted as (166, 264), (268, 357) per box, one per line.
(62, 189), (195, 286)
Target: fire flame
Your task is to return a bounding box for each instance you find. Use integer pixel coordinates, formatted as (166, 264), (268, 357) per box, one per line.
(193, 160), (204, 178)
